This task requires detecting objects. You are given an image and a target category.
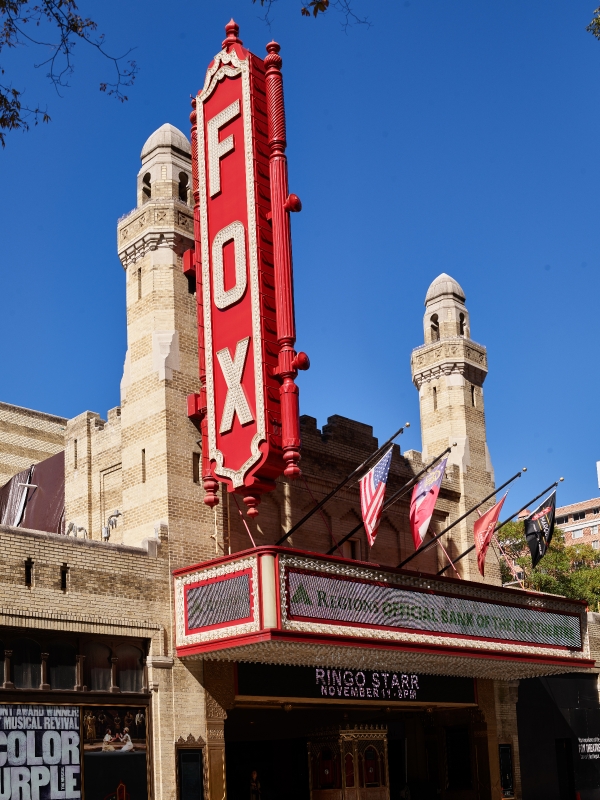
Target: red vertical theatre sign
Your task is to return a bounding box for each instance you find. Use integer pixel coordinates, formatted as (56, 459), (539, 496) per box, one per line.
(189, 21), (308, 516)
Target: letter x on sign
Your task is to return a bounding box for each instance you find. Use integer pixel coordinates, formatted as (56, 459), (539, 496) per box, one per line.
(217, 337), (255, 434)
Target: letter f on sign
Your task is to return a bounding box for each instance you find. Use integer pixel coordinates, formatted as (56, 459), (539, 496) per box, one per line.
(207, 100), (240, 197)
(217, 337), (255, 434)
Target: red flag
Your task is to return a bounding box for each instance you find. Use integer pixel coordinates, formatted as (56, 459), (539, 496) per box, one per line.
(474, 493), (507, 576)
(409, 458), (448, 550)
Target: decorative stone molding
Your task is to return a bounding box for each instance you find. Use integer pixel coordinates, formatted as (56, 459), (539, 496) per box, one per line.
(206, 728), (225, 740)
(146, 656), (174, 669)
(152, 331), (180, 381)
(411, 337), (488, 389)
(118, 230), (193, 269)
(205, 694), (227, 720)
(177, 734), (206, 746)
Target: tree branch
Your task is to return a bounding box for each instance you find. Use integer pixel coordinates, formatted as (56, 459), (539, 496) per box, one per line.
(0, 0), (137, 145)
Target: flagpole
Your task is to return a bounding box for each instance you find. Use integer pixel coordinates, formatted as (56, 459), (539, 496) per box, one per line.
(326, 445), (454, 556)
(276, 423), (409, 545)
(435, 479), (560, 576)
(397, 470), (524, 570)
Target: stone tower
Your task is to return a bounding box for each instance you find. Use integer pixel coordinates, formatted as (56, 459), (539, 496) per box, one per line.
(411, 274), (498, 583)
(115, 123), (215, 563)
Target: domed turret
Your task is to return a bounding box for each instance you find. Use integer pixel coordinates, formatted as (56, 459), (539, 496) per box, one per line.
(136, 123), (192, 207)
(425, 273), (466, 306)
(423, 273), (469, 343)
(140, 123), (191, 161)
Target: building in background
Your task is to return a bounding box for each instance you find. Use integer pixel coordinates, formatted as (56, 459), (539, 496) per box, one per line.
(557, 498), (600, 549)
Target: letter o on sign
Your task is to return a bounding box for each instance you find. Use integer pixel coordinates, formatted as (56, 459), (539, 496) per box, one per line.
(212, 221), (247, 310)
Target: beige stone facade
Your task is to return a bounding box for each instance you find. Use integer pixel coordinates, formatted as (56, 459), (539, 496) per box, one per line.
(0, 402), (66, 488)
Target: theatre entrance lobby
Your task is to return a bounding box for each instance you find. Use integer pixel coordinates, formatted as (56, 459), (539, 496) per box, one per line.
(223, 664), (491, 800)
(225, 704), (489, 800)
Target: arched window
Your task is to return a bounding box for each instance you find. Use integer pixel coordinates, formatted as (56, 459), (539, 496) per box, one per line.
(318, 748), (336, 790)
(433, 385), (438, 412)
(430, 314), (440, 342)
(12, 637), (41, 689)
(471, 385), (476, 407)
(115, 644), (144, 692)
(344, 752), (355, 788)
(459, 313), (466, 336)
(48, 641), (77, 690)
(83, 642), (111, 691)
(142, 172), (152, 202)
(364, 747), (380, 787)
(178, 172), (189, 203)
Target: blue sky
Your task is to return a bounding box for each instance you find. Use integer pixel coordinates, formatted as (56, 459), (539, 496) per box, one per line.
(0, 0), (598, 511)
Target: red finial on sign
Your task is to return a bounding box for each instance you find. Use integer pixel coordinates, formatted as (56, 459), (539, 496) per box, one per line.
(223, 19), (243, 50)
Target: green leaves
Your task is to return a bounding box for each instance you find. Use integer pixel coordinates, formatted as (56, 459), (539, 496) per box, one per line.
(588, 6), (600, 40)
(497, 521), (600, 609)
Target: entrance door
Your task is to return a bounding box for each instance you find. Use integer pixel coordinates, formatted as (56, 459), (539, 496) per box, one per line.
(309, 728), (390, 800)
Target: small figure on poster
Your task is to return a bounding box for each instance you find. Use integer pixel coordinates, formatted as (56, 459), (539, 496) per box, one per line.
(119, 728), (134, 752)
(102, 728), (116, 751)
(135, 709), (145, 737)
(84, 710), (97, 741)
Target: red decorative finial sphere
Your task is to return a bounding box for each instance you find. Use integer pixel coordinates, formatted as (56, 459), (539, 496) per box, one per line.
(223, 19), (243, 50)
(265, 40), (282, 70)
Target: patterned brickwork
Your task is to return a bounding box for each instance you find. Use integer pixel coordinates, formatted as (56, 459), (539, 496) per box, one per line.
(0, 402), (66, 488)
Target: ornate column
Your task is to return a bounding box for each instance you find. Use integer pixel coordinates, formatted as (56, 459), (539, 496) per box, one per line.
(110, 657), (120, 693)
(205, 694), (227, 800)
(75, 655), (85, 691)
(265, 40), (308, 480)
(203, 660), (235, 800)
(40, 653), (50, 691)
(3, 650), (14, 689)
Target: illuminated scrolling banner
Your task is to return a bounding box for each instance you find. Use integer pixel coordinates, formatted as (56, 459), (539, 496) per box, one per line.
(185, 569), (253, 634)
(0, 705), (80, 800)
(286, 569), (582, 649)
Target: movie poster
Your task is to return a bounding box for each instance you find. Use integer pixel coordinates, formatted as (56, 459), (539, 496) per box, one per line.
(0, 704), (81, 800)
(82, 707), (148, 800)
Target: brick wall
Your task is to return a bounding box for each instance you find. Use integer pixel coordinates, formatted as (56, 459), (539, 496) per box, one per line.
(0, 402), (66, 488)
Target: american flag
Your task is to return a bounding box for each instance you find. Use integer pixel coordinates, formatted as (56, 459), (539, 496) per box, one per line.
(360, 448), (393, 547)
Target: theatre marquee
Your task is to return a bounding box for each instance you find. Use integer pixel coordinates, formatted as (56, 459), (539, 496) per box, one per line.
(173, 547), (593, 680)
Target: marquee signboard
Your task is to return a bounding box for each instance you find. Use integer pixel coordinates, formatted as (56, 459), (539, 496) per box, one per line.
(189, 21), (308, 517)
(174, 548), (591, 682)
(285, 569), (582, 649)
(184, 569), (253, 633)
(235, 663), (476, 704)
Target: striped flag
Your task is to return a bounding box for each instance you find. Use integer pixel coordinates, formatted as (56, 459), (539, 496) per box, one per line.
(360, 448), (393, 547)
(409, 457), (448, 550)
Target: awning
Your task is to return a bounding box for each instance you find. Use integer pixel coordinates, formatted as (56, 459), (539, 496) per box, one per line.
(173, 547), (595, 681)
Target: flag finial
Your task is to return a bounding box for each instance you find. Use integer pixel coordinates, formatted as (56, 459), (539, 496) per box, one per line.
(223, 19), (243, 50)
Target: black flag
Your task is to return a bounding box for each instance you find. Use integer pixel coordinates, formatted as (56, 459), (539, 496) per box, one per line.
(525, 491), (556, 567)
